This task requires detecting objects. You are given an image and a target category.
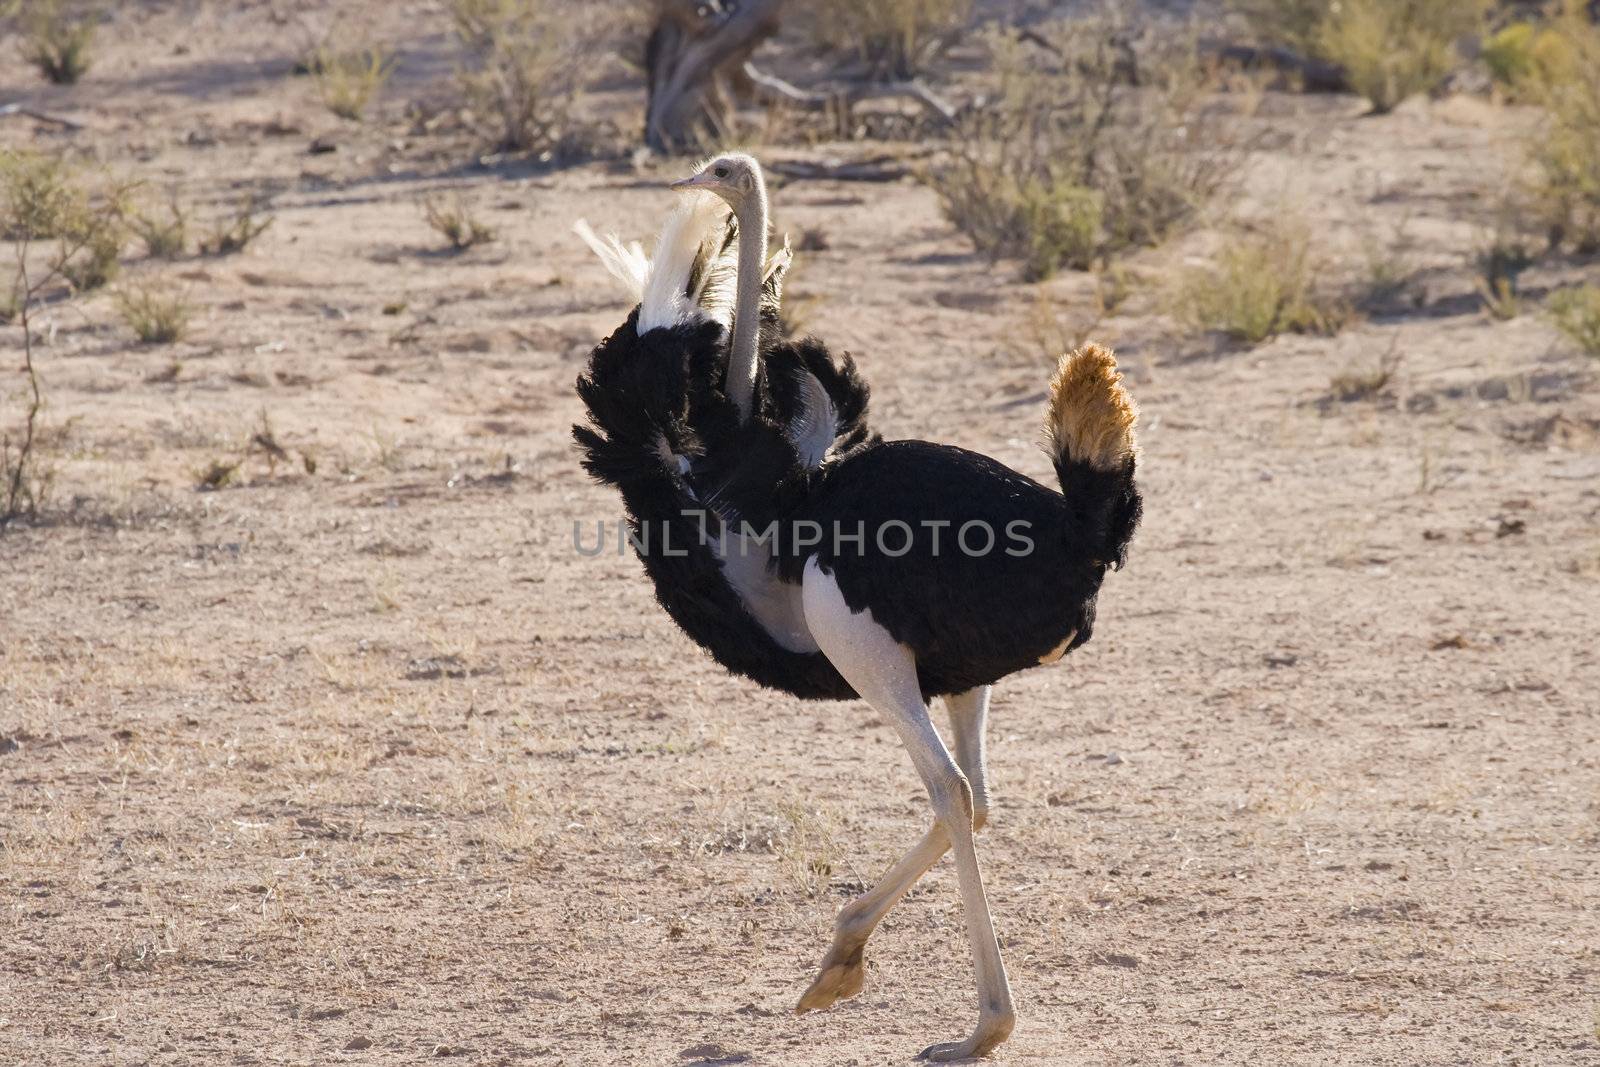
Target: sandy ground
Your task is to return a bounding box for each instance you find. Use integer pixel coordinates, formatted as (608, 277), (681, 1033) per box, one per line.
(3, 3), (1600, 1065)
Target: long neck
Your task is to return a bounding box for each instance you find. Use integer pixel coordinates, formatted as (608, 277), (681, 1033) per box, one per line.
(726, 181), (768, 424)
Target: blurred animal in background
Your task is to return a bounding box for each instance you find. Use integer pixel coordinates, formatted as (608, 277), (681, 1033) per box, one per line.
(574, 154), (1142, 1060)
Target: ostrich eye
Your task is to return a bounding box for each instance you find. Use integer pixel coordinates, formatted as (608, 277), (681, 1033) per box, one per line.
(713, 165), (728, 178)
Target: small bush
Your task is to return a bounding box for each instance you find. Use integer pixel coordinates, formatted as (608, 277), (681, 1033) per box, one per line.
(1329, 349), (1401, 402)
(1170, 220), (1347, 344)
(422, 193), (495, 250)
(1317, 0), (1485, 114)
(118, 284), (190, 344)
(58, 220), (122, 291)
(930, 22), (1237, 279)
(1472, 221), (1536, 322)
(200, 198), (273, 255)
(1483, 22), (1539, 95)
(313, 44), (395, 121)
(21, 0), (95, 85)
(1549, 286), (1600, 359)
(2, 151), (131, 524)
(1, 152), (81, 240)
(449, 0), (592, 154)
(1519, 5), (1600, 253)
(131, 198), (188, 259)
(810, 0), (970, 80)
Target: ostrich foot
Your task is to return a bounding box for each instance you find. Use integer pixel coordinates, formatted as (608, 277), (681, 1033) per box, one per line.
(916, 1011), (1016, 1061)
(794, 939), (866, 1013)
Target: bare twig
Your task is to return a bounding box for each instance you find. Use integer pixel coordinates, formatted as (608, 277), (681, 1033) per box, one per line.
(4, 243), (41, 524)
(765, 153), (928, 183)
(0, 101), (85, 130)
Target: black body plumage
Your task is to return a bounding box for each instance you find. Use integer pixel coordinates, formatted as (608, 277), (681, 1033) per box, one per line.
(573, 312), (868, 700)
(573, 306), (1142, 702)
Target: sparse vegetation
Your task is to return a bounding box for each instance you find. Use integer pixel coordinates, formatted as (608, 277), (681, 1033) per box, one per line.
(21, 0), (96, 85)
(930, 21), (1237, 280)
(1169, 219), (1347, 344)
(1472, 225), (1536, 322)
(200, 198), (273, 256)
(1002, 288), (1105, 367)
(1317, 0), (1485, 114)
(117, 284), (191, 344)
(423, 193), (496, 251)
(810, 0), (970, 80)
(1358, 217), (1419, 311)
(449, 0), (594, 154)
(313, 44), (395, 121)
(1549, 286), (1600, 359)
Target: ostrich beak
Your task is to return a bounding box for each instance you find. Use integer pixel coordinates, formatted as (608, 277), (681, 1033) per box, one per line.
(670, 174), (704, 191)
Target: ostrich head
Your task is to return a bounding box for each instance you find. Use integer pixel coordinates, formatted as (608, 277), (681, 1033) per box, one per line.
(671, 153), (764, 210)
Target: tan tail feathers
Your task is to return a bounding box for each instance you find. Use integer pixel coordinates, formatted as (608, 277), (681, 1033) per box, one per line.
(1045, 344), (1139, 472)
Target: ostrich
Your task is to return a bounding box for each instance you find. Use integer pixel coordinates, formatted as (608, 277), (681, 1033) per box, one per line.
(574, 155), (1143, 1061)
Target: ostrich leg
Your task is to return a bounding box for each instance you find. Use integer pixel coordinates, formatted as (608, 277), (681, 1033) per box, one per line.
(799, 561), (1015, 1060)
(796, 686), (994, 1014)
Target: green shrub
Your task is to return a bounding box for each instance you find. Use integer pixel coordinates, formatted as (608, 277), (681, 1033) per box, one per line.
(930, 22), (1236, 279)
(1318, 0), (1486, 114)
(1170, 220), (1347, 344)
(1520, 5), (1600, 252)
(1549, 286), (1600, 359)
(22, 0), (95, 85)
(1483, 22), (1540, 94)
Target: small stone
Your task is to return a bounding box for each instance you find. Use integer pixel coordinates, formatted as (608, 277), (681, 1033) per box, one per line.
(345, 1036), (372, 1051)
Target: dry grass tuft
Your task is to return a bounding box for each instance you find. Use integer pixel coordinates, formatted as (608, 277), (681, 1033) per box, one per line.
(131, 197), (188, 259)
(200, 198), (273, 256)
(930, 20), (1237, 280)
(809, 0), (970, 80)
(1169, 218), (1349, 344)
(21, 0), (95, 85)
(1549, 286), (1600, 359)
(313, 44), (395, 121)
(117, 283), (191, 344)
(422, 193), (496, 251)
(1329, 346), (1402, 401)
